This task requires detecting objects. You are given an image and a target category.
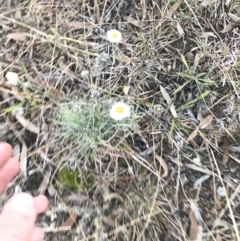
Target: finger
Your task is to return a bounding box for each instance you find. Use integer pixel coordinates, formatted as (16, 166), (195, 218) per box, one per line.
(0, 193), (37, 241)
(0, 143), (12, 169)
(30, 227), (44, 241)
(34, 195), (48, 214)
(0, 158), (20, 192)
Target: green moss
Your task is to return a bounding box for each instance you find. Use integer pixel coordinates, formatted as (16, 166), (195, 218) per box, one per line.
(57, 168), (95, 191)
(58, 167), (80, 191)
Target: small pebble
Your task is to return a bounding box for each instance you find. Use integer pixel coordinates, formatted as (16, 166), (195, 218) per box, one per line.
(81, 70), (89, 78)
(217, 186), (226, 197)
(47, 186), (56, 197)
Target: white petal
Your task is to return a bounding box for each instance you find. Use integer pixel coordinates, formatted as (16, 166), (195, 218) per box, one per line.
(6, 71), (19, 86)
(106, 29), (122, 43)
(109, 102), (131, 120)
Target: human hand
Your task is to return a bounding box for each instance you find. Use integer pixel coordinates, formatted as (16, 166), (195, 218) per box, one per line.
(0, 143), (48, 241)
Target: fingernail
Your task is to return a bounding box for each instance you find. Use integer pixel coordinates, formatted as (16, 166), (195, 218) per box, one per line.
(4, 193), (36, 216)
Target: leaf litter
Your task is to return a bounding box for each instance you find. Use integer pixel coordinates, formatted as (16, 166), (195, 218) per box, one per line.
(189, 200), (203, 241)
(160, 85), (178, 118)
(187, 115), (214, 141)
(1, 1), (240, 241)
(155, 155), (169, 178)
(20, 142), (28, 178)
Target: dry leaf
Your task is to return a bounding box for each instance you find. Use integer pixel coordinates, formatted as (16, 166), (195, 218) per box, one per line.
(15, 115), (40, 134)
(105, 193), (123, 202)
(180, 53), (189, 69)
(66, 21), (92, 29)
(189, 210), (199, 240)
(213, 219), (231, 229)
(166, 0), (183, 18)
(185, 164), (214, 176)
(141, 0), (147, 20)
(220, 23), (235, 33)
(193, 53), (202, 72)
(229, 145), (240, 152)
(193, 174), (210, 189)
(123, 16), (145, 28)
(209, 178), (222, 210)
(14, 9), (22, 19)
(59, 61), (75, 80)
(160, 85), (178, 118)
(13, 144), (20, 159)
(187, 115), (213, 141)
(224, 175), (237, 189)
(6, 32), (26, 42)
(155, 155), (169, 178)
(187, 129), (198, 142)
(228, 13), (240, 22)
(222, 136), (229, 165)
(176, 21), (184, 36)
(37, 167), (52, 195)
(101, 216), (115, 227)
(20, 143), (28, 178)
(216, 233), (223, 241)
(57, 212), (77, 233)
(198, 115), (213, 129)
(189, 200), (202, 241)
(215, 195), (222, 210)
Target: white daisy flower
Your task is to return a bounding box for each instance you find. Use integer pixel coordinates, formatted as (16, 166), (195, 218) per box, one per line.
(106, 29), (122, 43)
(5, 72), (19, 86)
(110, 102), (131, 121)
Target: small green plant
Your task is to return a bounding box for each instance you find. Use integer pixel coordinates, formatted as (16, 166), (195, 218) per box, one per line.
(56, 101), (139, 158)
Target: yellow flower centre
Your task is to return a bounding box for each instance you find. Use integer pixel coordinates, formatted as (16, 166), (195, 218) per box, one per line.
(112, 32), (118, 38)
(116, 106), (124, 113)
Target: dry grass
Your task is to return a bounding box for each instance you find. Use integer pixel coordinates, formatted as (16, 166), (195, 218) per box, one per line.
(1, 0), (240, 240)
